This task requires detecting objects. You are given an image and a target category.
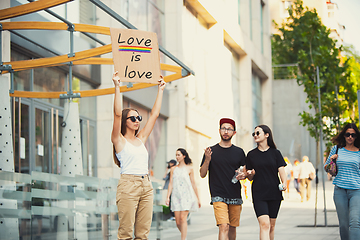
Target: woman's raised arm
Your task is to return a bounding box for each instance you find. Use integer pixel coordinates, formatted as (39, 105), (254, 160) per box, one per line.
(137, 76), (166, 143)
(111, 71), (125, 149)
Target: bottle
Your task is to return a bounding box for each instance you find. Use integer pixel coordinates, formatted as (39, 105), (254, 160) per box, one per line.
(231, 166), (244, 184)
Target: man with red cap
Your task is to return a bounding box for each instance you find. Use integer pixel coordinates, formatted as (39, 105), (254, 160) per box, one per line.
(200, 118), (246, 240)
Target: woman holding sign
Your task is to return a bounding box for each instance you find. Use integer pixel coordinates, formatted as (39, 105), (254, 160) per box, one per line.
(111, 71), (166, 240)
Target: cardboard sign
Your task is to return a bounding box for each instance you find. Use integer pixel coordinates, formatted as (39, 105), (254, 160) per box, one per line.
(110, 28), (161, 84)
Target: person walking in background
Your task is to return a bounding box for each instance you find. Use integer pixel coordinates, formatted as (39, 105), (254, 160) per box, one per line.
(163, 159), (177, 190)
(324, 122), (360, 240)
(292, 159), (301, 195)
(111, 71), (166, 240)
(242, 124), (287, 240)
(284, 157), (293, 197)
(166, 148), (201, 240)
(163, 159), (177, 221)
(200, 118), (246, 240)
(299, 155), (315, 202)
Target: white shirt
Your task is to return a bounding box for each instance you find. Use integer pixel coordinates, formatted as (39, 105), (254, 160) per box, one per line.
(115, 138), (149, 175)
(299, 161), (315, 179)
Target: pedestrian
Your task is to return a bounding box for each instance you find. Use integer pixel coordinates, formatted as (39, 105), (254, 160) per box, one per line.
(166, 148), (201, 240)
(111, 71), (166, 240)
(242, 124), (287, 240)
(284, 157), (293, 197)
(200, 118), (246, 240)
(163, 159), (177, 221)
(299, 155), (315, 202)
(163, 159), (177, 190)
(292, 159), (300, 194)
(324, 122), (360, 240)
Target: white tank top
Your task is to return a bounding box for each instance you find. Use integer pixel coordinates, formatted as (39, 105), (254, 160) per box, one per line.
(115, 138), (149, 175)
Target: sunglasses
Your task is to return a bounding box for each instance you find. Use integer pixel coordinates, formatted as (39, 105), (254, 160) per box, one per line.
(345, 132), (357, 138)
(126, 116), (142, 122)
(252, 131), (261, 137)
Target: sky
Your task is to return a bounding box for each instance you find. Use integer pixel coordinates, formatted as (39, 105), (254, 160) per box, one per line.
(333, 0), (360, 54)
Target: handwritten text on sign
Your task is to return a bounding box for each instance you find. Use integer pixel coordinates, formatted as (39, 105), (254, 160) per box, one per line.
(110, 28), (160, 84)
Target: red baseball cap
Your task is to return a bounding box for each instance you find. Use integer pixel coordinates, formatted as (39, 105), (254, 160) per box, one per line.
(219, 118), (236, 130)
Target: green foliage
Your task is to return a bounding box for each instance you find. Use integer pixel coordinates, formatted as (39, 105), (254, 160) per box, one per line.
(272, 0), (357, 152)
(342, 45), (360, 121)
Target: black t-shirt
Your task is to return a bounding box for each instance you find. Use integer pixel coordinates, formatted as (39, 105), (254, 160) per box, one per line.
(246, 147), (286, 201)
(200, 144), (246, 199)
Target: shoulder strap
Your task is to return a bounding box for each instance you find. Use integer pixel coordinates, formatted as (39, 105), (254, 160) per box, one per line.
(333, 145), (338, 163)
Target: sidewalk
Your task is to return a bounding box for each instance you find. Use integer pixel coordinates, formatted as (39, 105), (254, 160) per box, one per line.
(149, 179), (340, 240)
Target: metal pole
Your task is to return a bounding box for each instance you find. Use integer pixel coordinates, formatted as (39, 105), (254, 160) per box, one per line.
(68, 63), (73, 96)
(155, 187), (162, 240)
(0, 23), (2, 65)
(317, 66), (327, 226)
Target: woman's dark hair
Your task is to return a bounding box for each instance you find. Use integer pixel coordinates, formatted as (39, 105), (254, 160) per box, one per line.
(256, 124), (277, 149)
(177, 148), (192, 165)
(113, 145), (120, 168)
(121, 108), (140, 136)
(113, 108), (140, 168)
(332, 122), (360, 148)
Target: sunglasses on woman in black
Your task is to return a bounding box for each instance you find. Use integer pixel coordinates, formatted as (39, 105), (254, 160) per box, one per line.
(127, 116), (142, 122)
(252, 131), (261, 137)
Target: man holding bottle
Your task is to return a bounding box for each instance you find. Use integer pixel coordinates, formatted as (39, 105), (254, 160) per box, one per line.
(200, 118), (246, 240)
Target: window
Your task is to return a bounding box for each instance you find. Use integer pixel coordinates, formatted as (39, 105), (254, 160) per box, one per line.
(252, 73), (262, 128)
(282, 1), (292, 17)
(231, 55), (240, 131)
(260, 0), (265, 54)
(250, 0), (253, 40)
(12, 50), (97, 176)
(127, 0), (165, 46)
(238, 0), (241, 25)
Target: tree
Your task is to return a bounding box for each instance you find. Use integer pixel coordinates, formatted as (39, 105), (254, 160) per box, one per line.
(341, 45), (360, 121)
(272, 0), (357, 166)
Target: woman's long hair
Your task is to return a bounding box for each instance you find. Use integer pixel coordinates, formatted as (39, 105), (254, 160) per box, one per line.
(332, 122), (360, 148)
(177, 148), (192, 165)
(121, 108), (140, 136)
(256, 124), (277, 149)
(113, 108), (140, 168)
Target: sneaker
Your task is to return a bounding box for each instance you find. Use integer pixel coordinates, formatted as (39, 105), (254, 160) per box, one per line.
(167, 217), (175, 221)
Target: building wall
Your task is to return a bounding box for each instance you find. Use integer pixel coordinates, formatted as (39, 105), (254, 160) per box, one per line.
(170, 0), (272, 204)
(1, 0), (273, 206)
(272, 79), (316, 164)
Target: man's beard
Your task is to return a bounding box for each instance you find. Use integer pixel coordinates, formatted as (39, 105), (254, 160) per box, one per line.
(221, 135), (233, 142)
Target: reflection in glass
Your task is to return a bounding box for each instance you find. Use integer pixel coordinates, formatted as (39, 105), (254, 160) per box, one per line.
(14, 101), (30, 174)
(35, 108), (50, 173)
(34, 67), (66, 107)
(12, 51), (31, 91)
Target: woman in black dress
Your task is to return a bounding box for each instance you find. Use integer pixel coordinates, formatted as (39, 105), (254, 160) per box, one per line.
(243, 124), (287, 240)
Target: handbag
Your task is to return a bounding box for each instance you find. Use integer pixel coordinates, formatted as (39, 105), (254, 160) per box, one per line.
(325, 145), (338, 176)
(308, 172), (315, 180)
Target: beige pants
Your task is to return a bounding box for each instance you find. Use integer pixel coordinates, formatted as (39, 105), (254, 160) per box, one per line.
(116, 174), (153, 240)
(300, 178), (312, 201)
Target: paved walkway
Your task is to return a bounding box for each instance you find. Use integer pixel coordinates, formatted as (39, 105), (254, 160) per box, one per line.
(149, 179), (340, 240)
